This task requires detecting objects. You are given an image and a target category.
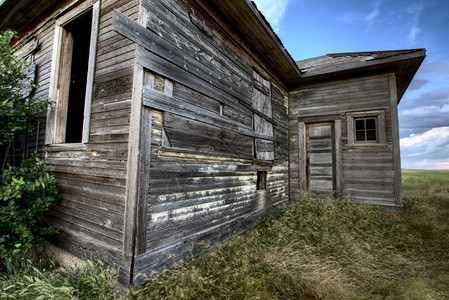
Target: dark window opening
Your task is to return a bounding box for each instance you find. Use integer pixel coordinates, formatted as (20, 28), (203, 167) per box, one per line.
(257, 171), (267, 190)
(355, 117), (377, 142)
(64, 10), (92, 143)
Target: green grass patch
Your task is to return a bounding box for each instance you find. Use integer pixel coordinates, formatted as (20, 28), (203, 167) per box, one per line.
(1, 170), (449, 299)
(0, 258), (124, 299)
(402, 169), (449, 182)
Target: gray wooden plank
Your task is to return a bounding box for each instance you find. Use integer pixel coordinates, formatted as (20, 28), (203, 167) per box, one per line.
(143, 87), (282, 142)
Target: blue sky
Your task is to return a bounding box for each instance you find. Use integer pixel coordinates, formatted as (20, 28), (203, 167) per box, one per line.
(253, 0), (449, 170)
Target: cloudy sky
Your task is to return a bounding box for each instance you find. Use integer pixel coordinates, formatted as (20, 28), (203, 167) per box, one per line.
(253, 0), (449, 170)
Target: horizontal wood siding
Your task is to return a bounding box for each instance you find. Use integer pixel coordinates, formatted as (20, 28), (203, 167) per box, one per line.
(115, 0), (289, 282)
(290, 73), (398, 206)
(16, 0), (139, 282)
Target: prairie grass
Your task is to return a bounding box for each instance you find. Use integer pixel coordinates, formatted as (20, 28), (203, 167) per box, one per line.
(1, 170), (448, 299)
(0, 258), (123, 299)
(134, 170), (449, 299)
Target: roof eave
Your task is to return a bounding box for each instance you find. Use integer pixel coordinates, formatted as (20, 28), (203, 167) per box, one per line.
(208, 0), (302, 84)
(294, 49), (426, 102)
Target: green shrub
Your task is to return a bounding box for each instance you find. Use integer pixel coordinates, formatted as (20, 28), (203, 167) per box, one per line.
(0, 29), (52, 171)
(0, 154), (60, 258)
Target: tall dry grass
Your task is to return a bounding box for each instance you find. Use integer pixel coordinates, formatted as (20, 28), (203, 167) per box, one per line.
(1, 170), (448, 299)
(134, 170), (449, 299)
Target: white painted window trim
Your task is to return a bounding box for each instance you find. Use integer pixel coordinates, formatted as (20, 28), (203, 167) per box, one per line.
(346, 110), (386, 146)
(45, 0), (100, 145)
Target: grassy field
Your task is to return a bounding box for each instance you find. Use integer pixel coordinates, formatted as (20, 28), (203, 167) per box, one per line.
(1, 170), (449, 299)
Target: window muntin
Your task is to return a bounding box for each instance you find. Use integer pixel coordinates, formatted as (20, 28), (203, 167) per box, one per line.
(355, 117), (377, 142)
(346, 110), (386, 146)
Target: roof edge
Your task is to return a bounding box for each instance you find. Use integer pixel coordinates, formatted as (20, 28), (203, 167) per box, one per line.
(248, 1), (302, 78)
(297, 49), (426, 78)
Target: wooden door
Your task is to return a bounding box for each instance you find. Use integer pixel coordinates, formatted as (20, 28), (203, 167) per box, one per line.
(306, 123), (335, 193)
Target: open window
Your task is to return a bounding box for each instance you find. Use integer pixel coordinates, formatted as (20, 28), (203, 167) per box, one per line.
(347, 111), (386, 145)
(256, 171), (267, 190)
(46, 1), (100, 144)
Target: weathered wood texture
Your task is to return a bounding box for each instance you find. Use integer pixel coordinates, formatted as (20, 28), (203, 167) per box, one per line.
(112, 0), (289, 282)
(306, 123), (334, 193)
(290, 73), (400, 207)
(15, 0), (140, 282)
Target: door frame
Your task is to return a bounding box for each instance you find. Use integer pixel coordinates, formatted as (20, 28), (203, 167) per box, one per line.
(298, 117), (342, 197)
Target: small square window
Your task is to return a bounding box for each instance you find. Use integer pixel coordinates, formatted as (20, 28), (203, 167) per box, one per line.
(355, 117), (377, 142)
(346, 111), (386, 146)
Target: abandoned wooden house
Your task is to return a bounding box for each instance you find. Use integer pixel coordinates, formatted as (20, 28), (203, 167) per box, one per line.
(0, 0), (425, 284)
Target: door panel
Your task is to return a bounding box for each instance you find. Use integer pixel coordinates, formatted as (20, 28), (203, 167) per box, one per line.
(306, 123), (334, 193)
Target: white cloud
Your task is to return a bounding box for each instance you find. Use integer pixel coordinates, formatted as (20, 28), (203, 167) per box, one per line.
(420, 62), (449, 79)
(411, 159), (449, 170)
(252, 0), (293, 32)
(401, 104), (449, 118)
(407, 26), (422, 45)
(338, 0), (382, 25)
(401, 126), (449, 148)
(399, 87), (449, 137)
(365, 0), (381, 23)
(401, 127), (449, 170)
(406, 1), (424, 45)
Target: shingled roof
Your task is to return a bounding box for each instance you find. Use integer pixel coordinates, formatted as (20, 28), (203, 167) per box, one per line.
(295, 49), (426, 101)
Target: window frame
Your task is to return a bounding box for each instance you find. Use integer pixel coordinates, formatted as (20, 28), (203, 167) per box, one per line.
(355, 117), (378, 143)
(45, 1), (100, 145)
(252, 70), (274, 161)
(346, 110), (386, 145)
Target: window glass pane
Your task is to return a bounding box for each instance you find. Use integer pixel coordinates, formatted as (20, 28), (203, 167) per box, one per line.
(355, 119), (365, 130)
(366, 118), (376, 130)
(366, 129), (377, 141)
(354, 117), (377, 142)
(356, 130), (365, 141)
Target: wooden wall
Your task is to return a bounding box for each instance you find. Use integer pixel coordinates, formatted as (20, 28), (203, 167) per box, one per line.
(289, 72), (402, 208)
(15, 0), (290, 283)
(16, 0), (140, 282)
(113, 0), (289, 282)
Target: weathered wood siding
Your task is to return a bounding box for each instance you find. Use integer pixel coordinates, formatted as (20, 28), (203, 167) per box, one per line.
(17, 0), (139, 281)
(290, 72), (401, 207)
(113, 0), (289, 281)
(306, 123), (334, 193)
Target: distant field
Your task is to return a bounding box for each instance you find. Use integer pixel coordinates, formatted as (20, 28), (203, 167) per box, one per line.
(402, 169), (449, 181)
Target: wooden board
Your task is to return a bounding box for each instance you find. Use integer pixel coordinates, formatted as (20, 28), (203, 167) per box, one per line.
(306, 123), (334, 193)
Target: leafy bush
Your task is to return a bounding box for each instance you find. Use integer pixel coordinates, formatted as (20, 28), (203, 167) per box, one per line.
(0, 154), (60, 258)
(0, 30), (58, 259)
(0, 29), (52, 171)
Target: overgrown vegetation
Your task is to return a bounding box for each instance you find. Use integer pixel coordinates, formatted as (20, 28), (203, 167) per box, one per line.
(0, 30), (51, 171)
(1, 170), (448, 299)
(0, 258), (122, 299)
(0, 154), (60, 258)
(0, 30), (58, 258)
(134, 170), (449, 299)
